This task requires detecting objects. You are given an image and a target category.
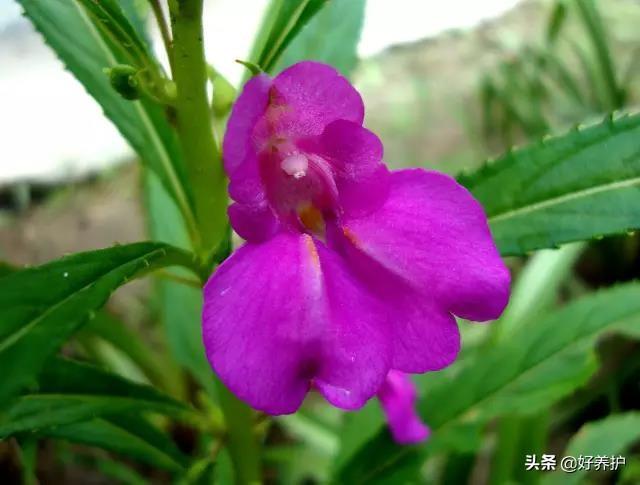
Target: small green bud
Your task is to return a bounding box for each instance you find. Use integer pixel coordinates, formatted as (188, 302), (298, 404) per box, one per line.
(235, 59), (263, 76)
(105, 64), (140, 100)
(162, 79), (178, 101)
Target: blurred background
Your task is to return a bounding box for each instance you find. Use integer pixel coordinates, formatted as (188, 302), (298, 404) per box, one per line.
(1, 0), (640, 483)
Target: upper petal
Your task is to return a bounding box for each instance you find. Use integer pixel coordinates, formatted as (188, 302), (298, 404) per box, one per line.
(337, 168), (510, 322)
(202, 232), (391, 414)
(270, 61), (365, 139)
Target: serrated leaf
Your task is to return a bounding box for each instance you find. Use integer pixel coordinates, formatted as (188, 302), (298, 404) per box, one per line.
(0, 242), (200, 406)
(74, 0), (152, 70)
(335, 283), (640, 484)
(0, 357), (191, 438)
(542, 413), (640, 485)
(459, 112), (640, 256)
(17, 0), (197, 240)
(274, 0), (366, 76)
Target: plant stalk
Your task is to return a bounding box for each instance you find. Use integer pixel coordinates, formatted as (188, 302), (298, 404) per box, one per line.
(169, 1), (261, 482)
(170, 0), (228, 258)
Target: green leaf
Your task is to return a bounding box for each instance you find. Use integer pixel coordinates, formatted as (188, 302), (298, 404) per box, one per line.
(459, 112), (640, 256)
(46, 417), (187, 472)
(176, 457), (217, 485)
(542, 413), (640, 485)
(82, 311), (168, 389)
(17, 0), (198, 241)
(144, 169), (215, 396)
(74, 0), (152, 71)
(491, 242), (585, 342)
(574, 0), (624, 108)
(249, 0), (330, 73)
(69, 452), (149, 485)
(546, 0), (567, 44)
(0, 242), (200, 406)
(535, 48), (587, 107)
(274, 0), (366, 76)
(0, 357), (190, 438)
(335, 283), (640, 483)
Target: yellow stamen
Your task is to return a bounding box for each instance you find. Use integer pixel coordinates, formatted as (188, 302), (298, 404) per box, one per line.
(299, 205), (325, 235)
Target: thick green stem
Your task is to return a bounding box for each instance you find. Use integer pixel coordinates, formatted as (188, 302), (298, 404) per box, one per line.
(170, 0), (227, 257)
(169, 2), (261, 482)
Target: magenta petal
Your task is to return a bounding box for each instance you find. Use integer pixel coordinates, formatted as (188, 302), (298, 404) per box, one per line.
(340, 169), (510, 322)
(226, 159), (280, 242)
(311, 241), (392, 409)
(389, 298), (461, 373)
(228, 201), (279, 242)
(223, 73), (272, 176)
(272, 61), (364, 138)
(314, 120), (390, 217)
(325, 223), (461, 373)
(378, 370), (429, 444)
(202, 233), (391, 414)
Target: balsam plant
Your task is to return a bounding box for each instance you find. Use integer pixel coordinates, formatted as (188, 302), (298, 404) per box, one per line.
(1, 0), (640, 483)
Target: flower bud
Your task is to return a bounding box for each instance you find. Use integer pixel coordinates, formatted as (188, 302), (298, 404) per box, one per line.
(105, 64), (140, 100)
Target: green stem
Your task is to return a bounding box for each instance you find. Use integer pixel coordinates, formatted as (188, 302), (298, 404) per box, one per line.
(169, 2), (260, 482)
(170, 0), (228, 258)
(216, 381), (263, 484)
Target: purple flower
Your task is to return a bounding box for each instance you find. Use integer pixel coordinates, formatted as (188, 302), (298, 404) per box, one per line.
(203, 61), (509, 416)
(377, 370), (429, 444)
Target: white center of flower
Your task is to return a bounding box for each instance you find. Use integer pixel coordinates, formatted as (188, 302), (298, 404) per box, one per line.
(281, 153), (308, 179)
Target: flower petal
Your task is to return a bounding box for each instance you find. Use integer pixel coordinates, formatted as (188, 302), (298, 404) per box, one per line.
(378, 370), (429, 444)
(311, 240), (392, 409)
(388, 293), (460, 373)
(312, 120), (390, 217)
(202, 233), (391, 414)
(321, 238), (461, 373)
(338, 168), (510, 322)
(223, 73), (272, 176)
(228, 201), (279, 242)
(271, 61), (364, 139)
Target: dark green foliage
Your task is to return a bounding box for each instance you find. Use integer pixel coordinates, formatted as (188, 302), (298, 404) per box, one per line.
(0, 243), (199, 406)
(461, 113), (640, 256)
